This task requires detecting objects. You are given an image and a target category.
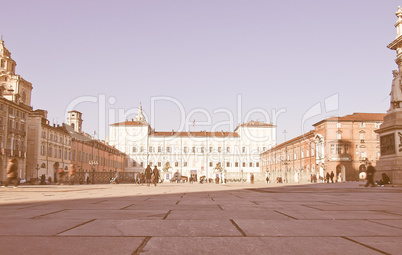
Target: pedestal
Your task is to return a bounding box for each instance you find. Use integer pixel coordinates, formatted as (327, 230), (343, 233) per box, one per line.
(375, 110), (402, 185)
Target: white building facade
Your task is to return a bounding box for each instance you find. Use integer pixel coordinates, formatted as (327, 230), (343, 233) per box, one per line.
(108, 104), (276, 181)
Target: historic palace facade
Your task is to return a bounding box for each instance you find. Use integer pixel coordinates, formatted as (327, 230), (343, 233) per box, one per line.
(0, 39), (32, 182)
(261, 113), (385, 183)
(108, 103), (276, 181)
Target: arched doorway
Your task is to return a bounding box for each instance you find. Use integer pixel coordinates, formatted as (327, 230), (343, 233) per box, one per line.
(336, 164), (345, 182)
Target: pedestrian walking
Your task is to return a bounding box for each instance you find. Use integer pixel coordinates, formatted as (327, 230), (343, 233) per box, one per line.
(145, 165), (152, 187)
(266, 176), (269, 184)
(250, 173), (254, 184)
(326, 172), (330, 183)
(330, 171), (335, 183)
(4, 158), (19, 188)
(365, 162), (376, 187)
(69, 164), (76, 185)
(152, 166), (160, 186)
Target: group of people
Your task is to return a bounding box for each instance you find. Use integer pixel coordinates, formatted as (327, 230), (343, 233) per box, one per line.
(144, 165), (160, 187)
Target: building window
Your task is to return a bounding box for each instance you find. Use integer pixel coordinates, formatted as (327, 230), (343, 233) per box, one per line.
(344, 144), (349, 154)
(256, 162), (259, 167)
(337, 133), (342, 139)
(263, 147), (266, 152)
(375, 123), (381, 129)
(175, 162), (178, 167)
(184, 146), (188, 153)
(133, 147), (137, 153)
(167, 146), (171, 153)
(360, 133), (365, 140)
(218, 147), (221, 153)
(192, 147), (195, 153)
(141, 162), (144, 167)
(157, 162), (161, 167)
(360, 122), (366, 128)
(184, 162), (187, 167)
(226, 162), (230, 167)
(306, 149), (309, 157)
(209, 147), (212, 153)
(249, 162), (253, 167)
(49, 147), (53, 157)
(158, 146), (162, 152)
(209, 162), (213, 167)
(201, 147), (204, 153)
(331, 144), (335, 154)
(149, 146), (153, 153)
(140, 146), (144, 152)
(337, 122), (341, 128)
(227, 147), (230, 153)
(235, 162), (239, 167)
(336, 144), (342, 154)
(242, 147), (245, 153)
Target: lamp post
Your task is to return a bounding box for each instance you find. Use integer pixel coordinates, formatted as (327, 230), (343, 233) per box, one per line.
(35, 164), (40, 179)
(89, 160), (98, 184)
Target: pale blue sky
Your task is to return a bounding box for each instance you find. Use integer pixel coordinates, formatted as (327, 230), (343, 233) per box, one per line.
(1, 0), (401, 143)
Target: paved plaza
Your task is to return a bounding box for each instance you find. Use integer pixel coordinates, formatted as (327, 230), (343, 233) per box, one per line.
(0, 182), (401, 255)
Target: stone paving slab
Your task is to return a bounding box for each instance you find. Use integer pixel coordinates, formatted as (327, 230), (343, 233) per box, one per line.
(59, 219), (243, 237)
(0, 236), (144, 255)
(367, 219), (402, 229)
(276, 209), (402, 220)
(235, 219), (402, 237)
(0, 209), (63, 219)
(0, 219), (90, 236)
(35, 209), (170, 220)
(166, 210), (290, 220)
(1, 182), (401, 254)
(349, 237), (402, 255)
(142, 237), (382, 255)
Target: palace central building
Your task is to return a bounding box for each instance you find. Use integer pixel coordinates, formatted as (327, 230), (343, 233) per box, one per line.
(108, 103), (276, 181)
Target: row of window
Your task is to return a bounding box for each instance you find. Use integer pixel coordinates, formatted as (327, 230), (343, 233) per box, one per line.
(42, 130), (72, 145)
(135, 161), (260, 168)
(336, 122), (381, 129)
(133, 146), (268, 154)
(41, 144), (71, 159)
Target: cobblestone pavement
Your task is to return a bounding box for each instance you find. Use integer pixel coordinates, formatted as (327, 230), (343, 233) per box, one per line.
(0, 182), (401, 255)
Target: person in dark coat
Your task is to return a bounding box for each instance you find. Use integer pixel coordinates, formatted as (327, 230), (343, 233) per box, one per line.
(365, 162), (376, 187)
(145, 165), (152, 187)
(4, 158), (18, 188)
(152, 166), (160, 186)
(330, 171), (335, 183)
(326, 172), (330, 183)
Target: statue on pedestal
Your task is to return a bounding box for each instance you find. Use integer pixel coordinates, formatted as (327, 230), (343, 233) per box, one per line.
(390, 70), (402, 110)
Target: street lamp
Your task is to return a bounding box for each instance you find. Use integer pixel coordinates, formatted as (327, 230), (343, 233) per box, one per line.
(89, 160), (98, 184)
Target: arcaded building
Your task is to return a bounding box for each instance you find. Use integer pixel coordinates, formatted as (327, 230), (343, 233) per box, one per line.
(261, 113), (385, 182)
(0, 39), (33, 182)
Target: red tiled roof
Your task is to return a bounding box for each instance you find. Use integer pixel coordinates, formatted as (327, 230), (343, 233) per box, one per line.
(151, 131), (240, 138)
(110, 121), (148, 126)
(313, 113), (386, 126)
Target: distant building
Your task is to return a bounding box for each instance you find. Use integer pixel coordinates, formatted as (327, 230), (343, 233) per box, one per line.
(261, 113), (385, 182)
(27, 110), (72, 181)
(0, 39), (33, 182)
(27, 110), (126, 181)
(108, 103), (276, 181)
